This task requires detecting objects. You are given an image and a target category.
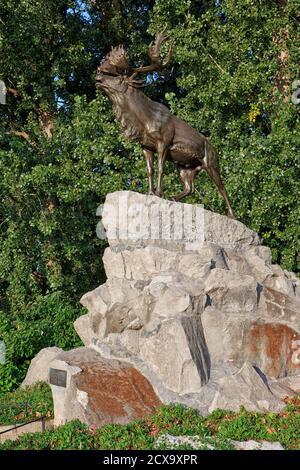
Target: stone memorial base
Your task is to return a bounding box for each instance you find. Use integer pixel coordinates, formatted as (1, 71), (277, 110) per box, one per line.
(24, 191), (300, 426)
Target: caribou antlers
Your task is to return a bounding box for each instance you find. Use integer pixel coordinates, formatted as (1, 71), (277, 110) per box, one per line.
(102, 31), (173, 78)
(106, 45), (131, 70)
(131, 30), (173, 76)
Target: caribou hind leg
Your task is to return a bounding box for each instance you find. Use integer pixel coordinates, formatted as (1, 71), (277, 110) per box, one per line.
(202, 141), (235, 218)
(205, 165), (235, 219)
(171, 167), (199, 202)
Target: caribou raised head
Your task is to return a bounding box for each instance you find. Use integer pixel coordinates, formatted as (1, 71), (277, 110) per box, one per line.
(96, 32), (235, 218)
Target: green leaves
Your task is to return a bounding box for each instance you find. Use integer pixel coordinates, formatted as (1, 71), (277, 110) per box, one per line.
(0, 292), (83, 392)
(0, 2), (147, 392)
(3, 400), (300, 449)
(150, 0), (300, 273)
(0, 382), (53, 422)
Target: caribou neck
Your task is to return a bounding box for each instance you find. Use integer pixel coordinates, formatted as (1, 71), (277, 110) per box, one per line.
(108, 86), (157, 141)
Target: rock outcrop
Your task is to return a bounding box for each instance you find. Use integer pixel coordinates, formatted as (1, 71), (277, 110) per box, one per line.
(73, 191), (300, 416)
(49, 347), (161, 427)
(155, 434), (285, 450)
(24, 191), (300, 424)
(22, 347), (63, 387)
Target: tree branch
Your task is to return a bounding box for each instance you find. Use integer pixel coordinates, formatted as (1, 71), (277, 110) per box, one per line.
(7, 87), (19, 98)
(6, 130), (36, 146)
(199, 41), (230, 76)
(38, 109), (53, 139)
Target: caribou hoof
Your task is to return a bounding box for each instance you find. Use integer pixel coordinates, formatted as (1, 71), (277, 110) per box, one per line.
(155, 191), (164, 198)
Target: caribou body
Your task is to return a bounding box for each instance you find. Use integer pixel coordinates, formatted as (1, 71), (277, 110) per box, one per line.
(96, 33), (235, 218)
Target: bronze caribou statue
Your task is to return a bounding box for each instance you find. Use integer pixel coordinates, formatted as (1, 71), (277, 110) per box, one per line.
(96, 32), (235, 218)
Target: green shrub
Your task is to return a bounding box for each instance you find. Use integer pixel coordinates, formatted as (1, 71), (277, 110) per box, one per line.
(0, 420), (92, 450)
(0, 293), (83, 394)
(0, 382), (53, 425)
(2, 401), (300, 450)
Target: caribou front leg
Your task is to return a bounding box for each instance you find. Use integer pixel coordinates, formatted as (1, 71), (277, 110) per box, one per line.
(155, 143), (168, 198)
(143, 148), (155, 195)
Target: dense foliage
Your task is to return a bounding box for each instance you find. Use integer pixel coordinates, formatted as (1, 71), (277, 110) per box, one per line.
(2, 400), (300, 450)
(0, 382), (53, 425)
(0, 0), (299, 391)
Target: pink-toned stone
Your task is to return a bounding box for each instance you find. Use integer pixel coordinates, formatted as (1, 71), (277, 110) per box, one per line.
(49, 347), (161, 427)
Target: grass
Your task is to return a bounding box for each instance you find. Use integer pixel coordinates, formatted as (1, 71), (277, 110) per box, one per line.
(0, 382), (53, 426)
(1, 396), (300, 449)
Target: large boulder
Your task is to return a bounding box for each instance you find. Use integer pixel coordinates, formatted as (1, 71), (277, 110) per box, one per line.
(201, 308), (300, 379)
(154, 435), (284, 450)
(203, 269), (258, 312)
(101, 191), (260, 250)
(139, 316), (210, 394)
(49, 191), (300, 425)
(22, 347), (63, 387)
(208, 362), (283, 413)
(48, 347), (161, 427)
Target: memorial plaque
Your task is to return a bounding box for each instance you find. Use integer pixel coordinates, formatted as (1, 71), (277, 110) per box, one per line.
(49, 368), (67, 388)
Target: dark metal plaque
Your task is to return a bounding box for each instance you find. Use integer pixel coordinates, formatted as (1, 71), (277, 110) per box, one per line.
(49, 368), (67, 388)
